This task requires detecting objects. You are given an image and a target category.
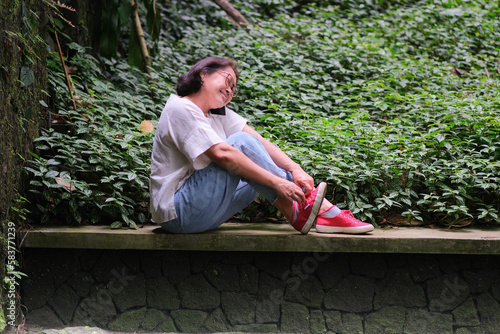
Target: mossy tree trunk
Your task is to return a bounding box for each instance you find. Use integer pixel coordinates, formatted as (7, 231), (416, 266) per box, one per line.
(0, 1), (118, 330)
(0, 0), (49, 330)
(0, 0), (99, 330)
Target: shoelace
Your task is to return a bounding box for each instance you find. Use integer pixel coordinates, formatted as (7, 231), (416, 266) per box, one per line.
(341, 210), (359, 222)
(300, 188), (318, 209)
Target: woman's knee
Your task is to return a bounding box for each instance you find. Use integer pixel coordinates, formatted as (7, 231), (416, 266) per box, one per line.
(226, 132), (260, 148)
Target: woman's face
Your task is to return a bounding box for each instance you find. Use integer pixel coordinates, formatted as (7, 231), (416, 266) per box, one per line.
(200, 66), (237, 109)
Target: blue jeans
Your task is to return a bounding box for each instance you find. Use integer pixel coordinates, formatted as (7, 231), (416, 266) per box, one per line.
(161, 132), (292, 233)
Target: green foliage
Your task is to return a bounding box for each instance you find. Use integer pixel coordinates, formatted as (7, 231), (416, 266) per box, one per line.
(98, 0), (161, 69)
(27, 43), (162, 227)
(28, 0), (500, 227)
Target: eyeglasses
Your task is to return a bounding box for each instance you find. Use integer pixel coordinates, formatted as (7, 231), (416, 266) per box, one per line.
(217, 70), (238, 97)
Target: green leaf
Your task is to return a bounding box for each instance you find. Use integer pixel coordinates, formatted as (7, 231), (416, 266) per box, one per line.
(127, 22), (143, 70)
(117, 1), (132, 27)
(110, 221), (123, 229)
(439, 8), (465, 16)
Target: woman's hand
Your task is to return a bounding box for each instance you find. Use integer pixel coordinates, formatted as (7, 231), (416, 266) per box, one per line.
(290, 168), (314, 196)
(242, 125), (315, 196)
(273, 178), (307, 204)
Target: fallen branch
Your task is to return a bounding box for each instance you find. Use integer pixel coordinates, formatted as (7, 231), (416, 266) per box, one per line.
(212, 0), (249, 26)
(51, 17), (78, 112)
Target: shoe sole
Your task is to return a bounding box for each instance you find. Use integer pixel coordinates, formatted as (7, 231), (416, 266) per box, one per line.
(300, 182), (327, 235)
(316, 224), (374, 234)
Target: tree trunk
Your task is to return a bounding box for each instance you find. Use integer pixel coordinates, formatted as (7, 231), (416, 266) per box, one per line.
(0, 0), (49, 330)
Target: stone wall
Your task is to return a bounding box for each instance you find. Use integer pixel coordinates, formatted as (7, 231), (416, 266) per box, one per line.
(21, 249), (500, 333)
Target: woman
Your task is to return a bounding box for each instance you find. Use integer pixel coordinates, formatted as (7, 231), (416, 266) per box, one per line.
(150, 56), (374, 234)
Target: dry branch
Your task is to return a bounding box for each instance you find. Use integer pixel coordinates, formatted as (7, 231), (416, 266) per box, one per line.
(212, 0), (249, 26)
(131, 0), (152, 74)
(51, 17), (77, 112)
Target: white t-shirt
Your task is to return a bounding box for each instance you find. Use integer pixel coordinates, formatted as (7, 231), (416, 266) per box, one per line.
(149, 94), (247, 223)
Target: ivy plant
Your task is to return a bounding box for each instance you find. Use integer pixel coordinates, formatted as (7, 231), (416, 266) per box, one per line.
(27, 0), (500, 228)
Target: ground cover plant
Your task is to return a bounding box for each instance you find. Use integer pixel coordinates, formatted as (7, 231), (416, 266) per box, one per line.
(26, 0), (500, 228)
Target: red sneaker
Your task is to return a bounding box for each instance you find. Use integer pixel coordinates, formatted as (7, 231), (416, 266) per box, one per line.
(316, 210), (374, 234)
(290, 182), (327, 235)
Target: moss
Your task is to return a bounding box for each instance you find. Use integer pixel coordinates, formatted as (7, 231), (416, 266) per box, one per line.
(1, 0), (49, 328)
(0, 290), (5, 332)
(1, 0), (97, 327)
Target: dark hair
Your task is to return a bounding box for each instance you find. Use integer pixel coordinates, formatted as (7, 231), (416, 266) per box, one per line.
(176, 57), (239, 97)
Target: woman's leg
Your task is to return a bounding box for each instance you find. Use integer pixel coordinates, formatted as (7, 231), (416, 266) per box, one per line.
(164, 132), (291, 233)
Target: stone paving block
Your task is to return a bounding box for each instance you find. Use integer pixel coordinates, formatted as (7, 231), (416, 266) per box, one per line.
(203, 308), (228, 332)
(26, 306), (63, 328)
(285, 276), (325, 308)
(364, 306), (406, 334)
(178, 274), (220, 309)
(324, 275), (375, 312)
(221, 292), (256, 326)
(171, 309), (207, 332)
(71, 305), (97, 328)
(309, 309), (326, 334)
(67, 272), (95, 298)
(146, 276), (180, 310)
(47, 283), (80, 324)
(476, 292), (500, 333)
(427, 273), (469, 312)
(452, 297), (480, 327)
(317, 256), (350, 291)
(79, 284), (117, 327)
(341, 313), (363, 334)
(155, 315), (176, 333)
(255, 272), (283, 323)
(204, 262), (240, 292)
(23, 272), (55, 311)
(107, 307), (147, 332)
(323, 310), (342, 332)
(280, 302), (310, 333)
(461, 268), (500, 294)
(404, 309), (453, 334)
(111, 272), (146, 312)
(374, 269), (426, 309)
(239, 263), (259, 294)
(140, 308), (169, 332)
(492, 279), (500, 303)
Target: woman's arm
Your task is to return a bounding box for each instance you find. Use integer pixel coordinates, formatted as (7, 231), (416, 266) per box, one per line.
(242, 125), (314, 195)
(204, 142), (306, 204)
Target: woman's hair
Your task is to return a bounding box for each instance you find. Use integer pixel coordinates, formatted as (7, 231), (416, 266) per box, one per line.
(176, 57), (239, 97)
